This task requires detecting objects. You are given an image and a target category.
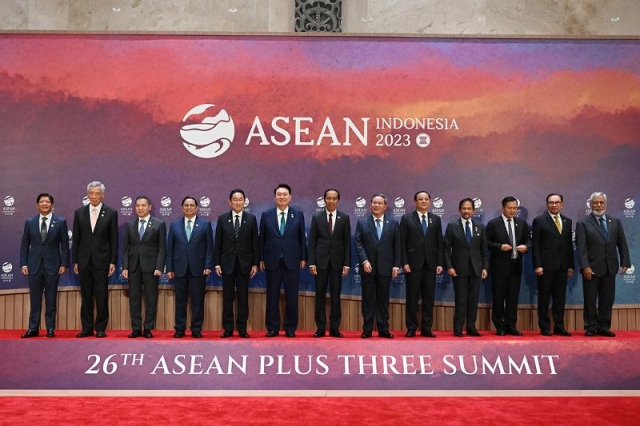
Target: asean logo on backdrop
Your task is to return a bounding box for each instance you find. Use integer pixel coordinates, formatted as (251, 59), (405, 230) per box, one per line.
(180, 104), (235, 159)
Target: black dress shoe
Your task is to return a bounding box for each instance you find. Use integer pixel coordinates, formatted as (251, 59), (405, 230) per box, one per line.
(96, 331), (107, 338)
(405, 330), (416, 337)
(128, 330), (142, 338)
(174, 330), (185, 338)
(598, 329), (616, 337)
(329, 330), (344, 338)
(21, 330), (39, 338)
(496, 328), (506, 336)
(467, 329), (482, 337)
(505, 327), (523, 336)
(313, 330), (326, 338)
(454, 330), (463, 337)
(46, 329), (55, 338)
(584, 329), (597, 337)
(361, 331), (372, 338)
(265, 330), (279, 337)
(239, 332), (250, 338)
(378, 330), (394, 338)
(143, 330), (153, 338)
(285, 332), (296, 338)
(540, 329), (553, 336)
(192, 332), (203, 338)
(76, 331), (94, 338)
(220, 331), (233, 338)
(421, 330), (436, 338)
(554, 328), (572, 337)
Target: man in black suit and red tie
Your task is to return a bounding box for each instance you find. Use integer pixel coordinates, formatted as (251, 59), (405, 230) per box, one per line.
(260, 183), (307, 338)
(485, 196), (531, 336)
(20, 193), (69, 338)
(532, 193), (574, 337)
(355, 194), (401, 339)
(400, 191), (444, 338)
(576, 192), (630, 337)
(214, 189), (259, 338)
(308, 188), (351, 338)
(72, 181), (118, 338)
(121, 196), (166, 339)
(444, 198), (488, 337)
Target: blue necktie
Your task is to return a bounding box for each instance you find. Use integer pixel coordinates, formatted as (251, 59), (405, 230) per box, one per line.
(186, 219), (192, 241)
(599, 216), (608, 239)
(465, 220), (472, 243)
(421, 214), (427, 235)
(279, 212), (286, 236)
(139, 219), (146, 240)
(376, 218), (382, 239)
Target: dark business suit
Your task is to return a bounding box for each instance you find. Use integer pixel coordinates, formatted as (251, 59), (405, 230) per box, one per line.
(575, 213), (630, 332)
(122, 216), (166, 332)
(485, 215), (531, 331)
(214, 211), (259, 334)
(308, 209), (351, 333)
(532, 212), (574, 332)
(20, 214), (69, 332)
(400, 211), (444, 333)
(443, 219), (487, 333)
(166, 216), (214, 334)
(355, 215), (401, 334)
(72, 204), (118, 333)
(260, 207), (307, 334)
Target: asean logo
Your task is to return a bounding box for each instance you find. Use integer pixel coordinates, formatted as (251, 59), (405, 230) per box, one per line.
(180, 104), (235, 159)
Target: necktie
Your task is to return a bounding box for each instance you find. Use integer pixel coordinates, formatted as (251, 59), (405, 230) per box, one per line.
(599, 216), (608, 239)
(40, 217), (47, 241)
(186, 219), (192, 241)
(279, 212), (286, 235)
(139, 219), (146, 240)
(375, 218), (382, 239)
(465, 220), (472, 243)
(234, 215), (240, 239)
(421, 214), (427, 235)
(553, 215), (562, 233)
(328, 213), (333, 236)
(90, 208), (98, 231)
(507, 218), (517, 259)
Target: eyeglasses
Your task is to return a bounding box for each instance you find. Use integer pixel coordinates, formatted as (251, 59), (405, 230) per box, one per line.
(547, 201), (563, 205)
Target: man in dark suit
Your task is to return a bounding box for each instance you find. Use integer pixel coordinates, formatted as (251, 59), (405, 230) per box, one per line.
(121, 196), (166, 339)
(308, 188), (351, 338)
(400, 191), (444, 338)
(532, 193), (574, 337)
(576, 192), (630, 337)
(485, 196), (531, 336)
(72, 181), (118, 338)
(355, 194), (401, 338)
(166, 196), (214, 338)
(260, 183), (307, 338)
(214, 189), (259, 338)
(444, 198), (488, 337)
(19, 193), (69, 338)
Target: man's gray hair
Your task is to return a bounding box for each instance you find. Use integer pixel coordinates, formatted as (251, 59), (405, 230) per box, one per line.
(87, 181), (106, 193)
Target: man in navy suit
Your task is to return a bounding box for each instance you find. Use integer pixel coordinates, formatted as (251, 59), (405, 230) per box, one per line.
(400, 191), (444, 338)
(214, 189), (259, 338)
(532, 193), (574, 337)
(308, 188), (351, 338)
(260, 183), (307, 338)
(576, 192), (630, 337)
(355, 194), (401, 338)
(20, 193), (69, 338)
(444, 198), (488, 337)
(72, 181), (118, 338)
(122, 196), (166, 339)
(166, 196), (214, 338)
(485, 196), (531, 336)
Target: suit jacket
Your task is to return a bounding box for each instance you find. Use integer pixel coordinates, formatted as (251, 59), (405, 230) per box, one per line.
(122, 216), (166, 273)
(485, 215), (531, 276)
(308, 209), (351, 270)
(259, 207), (307, 270)
(575, 213), (630, 276)
(72, 204), (118, 269)
(532, 212), (574, 271)
(20, 214), (69, 275)
(443, 219), (488, 277)
(166, 216), (214, 277)
(214, 211), (259, 274)
(355, 215), (401, 277)
(400, 211), (444, 270)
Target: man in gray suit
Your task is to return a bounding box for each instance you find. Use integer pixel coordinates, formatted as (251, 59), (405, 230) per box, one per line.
(576, 192), (630, 337)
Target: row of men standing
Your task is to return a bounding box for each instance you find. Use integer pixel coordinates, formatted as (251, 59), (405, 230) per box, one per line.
(19, 181), (630, 339)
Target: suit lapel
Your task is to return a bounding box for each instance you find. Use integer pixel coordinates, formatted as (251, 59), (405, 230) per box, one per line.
(589, 214), (607, 240)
